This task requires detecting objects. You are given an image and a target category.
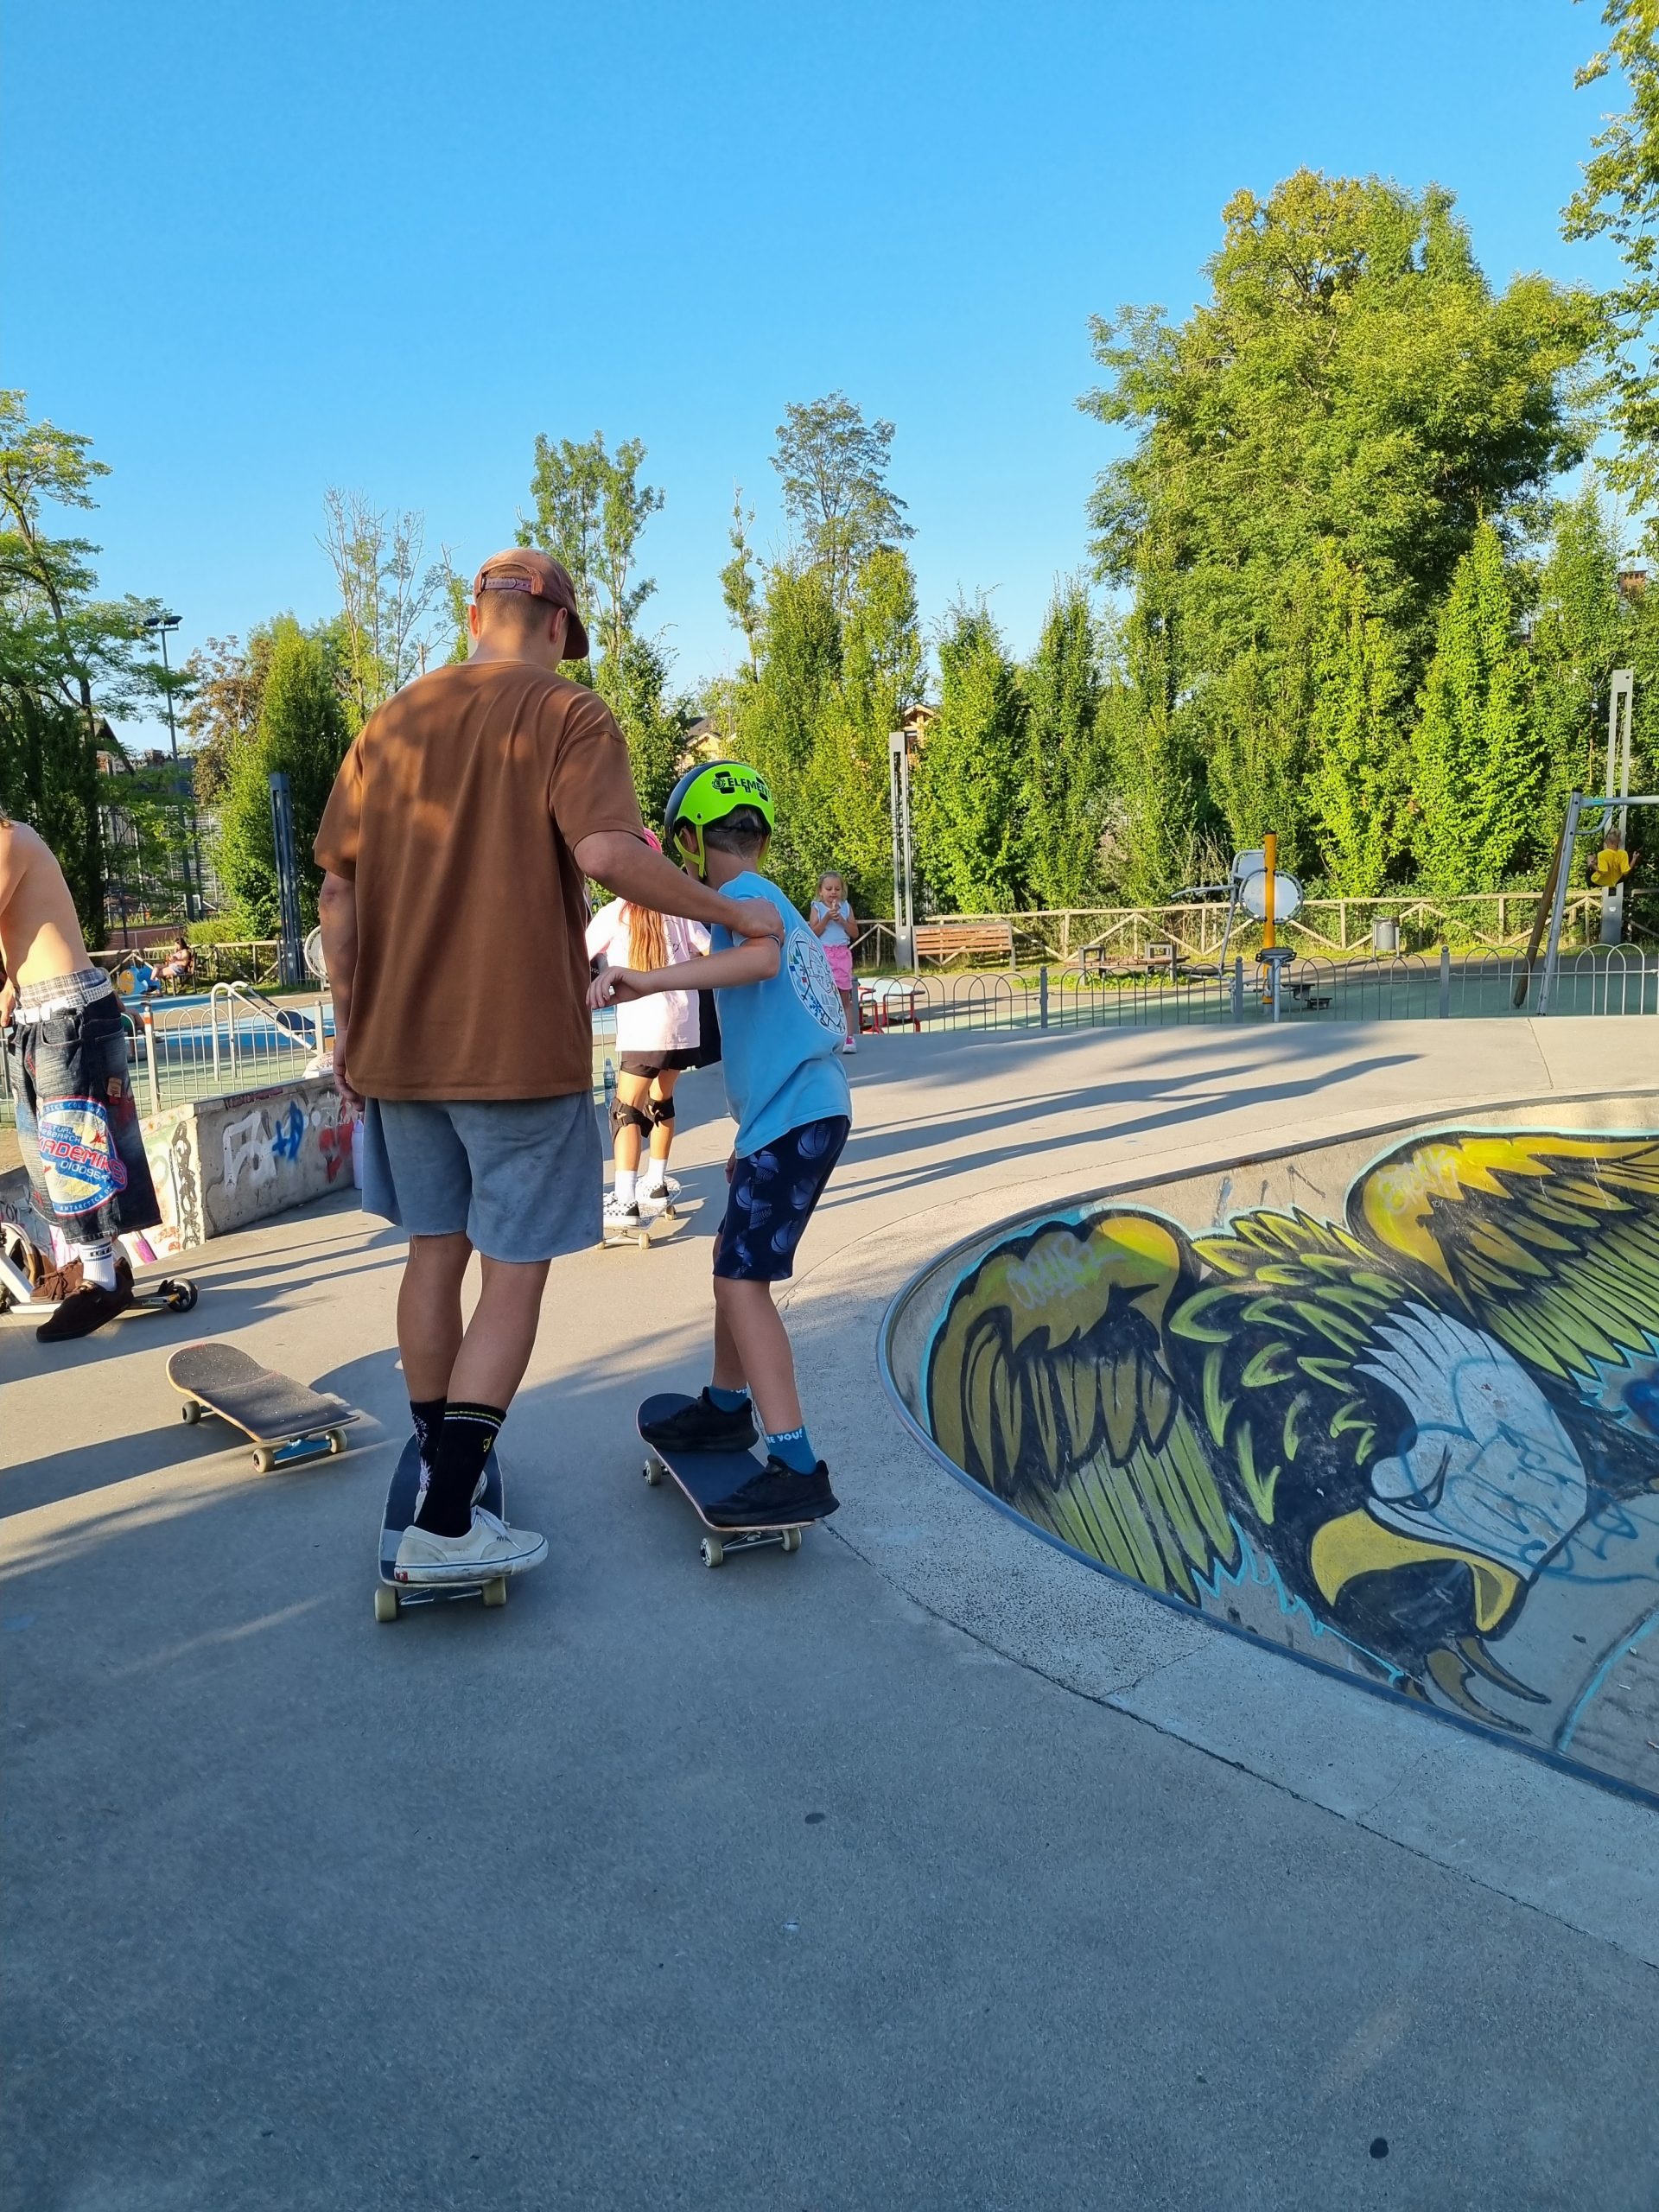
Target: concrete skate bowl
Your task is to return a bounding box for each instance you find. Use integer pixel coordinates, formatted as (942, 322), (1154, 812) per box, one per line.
(883, 1098), (1659, 1806)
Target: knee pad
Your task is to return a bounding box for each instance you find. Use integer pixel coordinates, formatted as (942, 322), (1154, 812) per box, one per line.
(648, 1092), (677, 1128)
(609, 1096), (653, 1143)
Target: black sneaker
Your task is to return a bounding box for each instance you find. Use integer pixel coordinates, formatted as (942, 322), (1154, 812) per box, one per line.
(36, 1259), (135, 1344)
(641, 1389), (758, 1454)
(705, 1457), (839, 1528)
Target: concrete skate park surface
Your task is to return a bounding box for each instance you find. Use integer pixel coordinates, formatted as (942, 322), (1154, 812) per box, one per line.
(4, 1018), (1659, 2210)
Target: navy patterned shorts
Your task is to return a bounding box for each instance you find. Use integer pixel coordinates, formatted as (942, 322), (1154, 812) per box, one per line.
(712, 1116), (849, 1282)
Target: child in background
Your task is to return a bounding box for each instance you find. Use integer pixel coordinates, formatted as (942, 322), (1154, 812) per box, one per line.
(588, 761), (850, 1526)
(810, 871), (858, 1052)
(586, 829), (709, 1229)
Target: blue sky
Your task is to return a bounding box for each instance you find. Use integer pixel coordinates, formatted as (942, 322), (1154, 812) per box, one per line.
(3, 0), (1625, 740)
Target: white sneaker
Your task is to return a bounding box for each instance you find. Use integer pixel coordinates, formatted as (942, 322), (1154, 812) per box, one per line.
(604, 1193), (642, 1225)
(639, 1172), (680, 1208)
(394, 1507), (547, 1585)
(840, 1035), (859, 1054)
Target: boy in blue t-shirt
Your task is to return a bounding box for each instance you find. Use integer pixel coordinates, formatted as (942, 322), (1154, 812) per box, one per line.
(588, 761), (850, 1524)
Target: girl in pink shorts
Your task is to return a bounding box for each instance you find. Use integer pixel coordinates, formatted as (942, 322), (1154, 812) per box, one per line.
(810, 872), (858, 1052)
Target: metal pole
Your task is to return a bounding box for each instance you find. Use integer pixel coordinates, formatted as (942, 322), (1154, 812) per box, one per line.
(888, 730), (915, 969)
(1602, 670), (1635, 944)
(1537, 793), (1583, 1017)
(1439, 943), (1451, 1018)
(1039, 966), (1049, 1031)
(268, 771), (305, 989)
(155, 622), (199, 923)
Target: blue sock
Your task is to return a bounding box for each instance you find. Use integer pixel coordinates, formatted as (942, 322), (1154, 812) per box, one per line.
(709, 1384), (751, 1413)
(765, 1424), (817, 1474)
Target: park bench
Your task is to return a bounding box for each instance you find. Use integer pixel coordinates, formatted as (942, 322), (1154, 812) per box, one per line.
(912, 920), (1015, 969)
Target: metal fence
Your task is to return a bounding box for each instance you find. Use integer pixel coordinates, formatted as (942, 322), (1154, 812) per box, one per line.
(857, 945), (1659, 1035)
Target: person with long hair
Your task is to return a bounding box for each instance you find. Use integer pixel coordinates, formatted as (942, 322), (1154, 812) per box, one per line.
(586, 830), (709, 1230)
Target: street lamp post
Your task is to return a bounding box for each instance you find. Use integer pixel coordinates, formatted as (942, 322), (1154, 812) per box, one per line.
(142, 611), (201, 921)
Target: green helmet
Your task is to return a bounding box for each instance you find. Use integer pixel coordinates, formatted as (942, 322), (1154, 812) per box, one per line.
(663, 760), (775, 880)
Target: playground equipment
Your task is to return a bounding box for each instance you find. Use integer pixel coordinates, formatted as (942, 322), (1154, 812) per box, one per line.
(1177, 844), (1305, 983)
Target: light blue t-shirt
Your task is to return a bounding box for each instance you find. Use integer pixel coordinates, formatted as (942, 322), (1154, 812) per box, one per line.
(712, 872), (852, 1157)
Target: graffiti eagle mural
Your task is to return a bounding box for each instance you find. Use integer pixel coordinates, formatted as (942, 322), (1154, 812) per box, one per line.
(924, 1132), (1659, 1785)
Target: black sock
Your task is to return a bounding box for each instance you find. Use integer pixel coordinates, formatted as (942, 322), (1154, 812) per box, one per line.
(410, 1396), (446, 1478)
(419, 1402), (504, 1538)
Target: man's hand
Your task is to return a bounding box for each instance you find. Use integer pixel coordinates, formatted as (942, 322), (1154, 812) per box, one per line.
(724, 897), (786, 947)
(332, 1029), (363, 1114)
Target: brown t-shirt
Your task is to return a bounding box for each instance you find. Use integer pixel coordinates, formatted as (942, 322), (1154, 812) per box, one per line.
(314, 658), (645, 1100)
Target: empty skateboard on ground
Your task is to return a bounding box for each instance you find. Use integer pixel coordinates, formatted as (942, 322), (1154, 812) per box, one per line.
(636, 1391), (810, 1569)
(168, 1342), (358, 1472)
(375, 1436), (508, 1623)
(0, 1224), (198, 1325)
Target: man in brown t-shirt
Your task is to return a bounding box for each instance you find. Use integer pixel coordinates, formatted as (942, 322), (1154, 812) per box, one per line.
(314, 548), (785, 1591)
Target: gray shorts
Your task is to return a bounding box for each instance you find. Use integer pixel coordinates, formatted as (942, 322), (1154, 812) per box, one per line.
(362, 1094), (602, 1262)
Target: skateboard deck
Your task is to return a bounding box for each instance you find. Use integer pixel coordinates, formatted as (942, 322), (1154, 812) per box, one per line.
(600, 1193), (677, 1251)
(168, 1342), (358, 1471)
(636, 1391), (810, 1568)
(376, 1435), (507, 1621)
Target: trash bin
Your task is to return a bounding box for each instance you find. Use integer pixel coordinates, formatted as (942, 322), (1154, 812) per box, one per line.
(1371, 917), (1399, 955)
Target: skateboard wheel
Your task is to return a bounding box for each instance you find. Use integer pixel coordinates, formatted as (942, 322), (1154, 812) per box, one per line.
(637, 1231), (650, 1249)
(780, 1527), (802, 1554)
(253, 1446), (276, 1474)
(167, 1281), (199, 1313)
(373, 1586), (399, 1624)
(482, 1577), (508, 1608)
(700, 1535), (725, 1569)
(326, 1429), (346, 1455)
(643, 1458), (662, 1486)
(181, 1401), (202, 1426)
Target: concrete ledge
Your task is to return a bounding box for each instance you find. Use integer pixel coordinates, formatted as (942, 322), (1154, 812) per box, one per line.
(140, 1077), (353, 1254)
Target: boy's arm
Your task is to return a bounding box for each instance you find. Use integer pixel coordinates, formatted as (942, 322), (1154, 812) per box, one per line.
(588, 937), (779, 1007)
(574, 832), (785, 948)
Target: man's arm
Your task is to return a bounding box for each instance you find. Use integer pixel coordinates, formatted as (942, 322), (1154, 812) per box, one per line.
(573, 832), (785, 947)
(317, 870), (362, 1111)
(588, 938), (779, 1007)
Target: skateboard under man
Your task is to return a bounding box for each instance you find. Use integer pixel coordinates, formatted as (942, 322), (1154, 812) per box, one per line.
(636, 1391), (810, 1569)
(168, 1342), (359, 1471)
(375, 1435), (508, 1622)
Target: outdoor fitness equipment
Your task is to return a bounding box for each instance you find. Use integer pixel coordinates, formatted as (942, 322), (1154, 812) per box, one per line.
(1179, 845), (1304, 977)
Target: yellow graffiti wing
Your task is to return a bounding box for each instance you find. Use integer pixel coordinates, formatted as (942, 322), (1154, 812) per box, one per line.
(1175, 1208), (1404, 1528)
(925, 1213), (1237, 1601)
(1351, 1133), (1659, 1388)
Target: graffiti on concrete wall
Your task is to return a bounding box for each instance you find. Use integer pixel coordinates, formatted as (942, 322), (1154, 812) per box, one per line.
(925, 1131), (1659, 1797)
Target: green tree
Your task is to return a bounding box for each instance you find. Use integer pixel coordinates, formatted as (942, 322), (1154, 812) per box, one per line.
(1529, 485), (1631, 836)
(213, 623), (348, 933)
(771, 393), (912, 613)
(1083, 172), (1605, 889)
(717, 563), (843, 902)
(1097, 575), (1210, 905)
(1021, 579), (1110, 908)
(1305, 556), (1409, 896)
(1410, 524), (1541, 895)
(1563, 2), (1659, 546)
(520, 431), (663, 668)
(320, 490), (451, 728)
(805, 548), (925, 906)
(720, 488), (762, 673)
(597, 632), (690, 830)
(915, 601), (1027, 912)
(0, 393), (172, 929)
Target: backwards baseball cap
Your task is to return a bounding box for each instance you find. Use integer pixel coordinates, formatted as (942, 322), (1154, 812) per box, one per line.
(472, 548), (590, 661)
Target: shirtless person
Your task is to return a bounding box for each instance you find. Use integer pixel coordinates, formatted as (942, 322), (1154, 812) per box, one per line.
(0, 811), (162, 1340)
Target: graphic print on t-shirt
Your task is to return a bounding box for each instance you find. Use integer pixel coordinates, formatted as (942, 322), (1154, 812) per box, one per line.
(785, 931), (845, 1033)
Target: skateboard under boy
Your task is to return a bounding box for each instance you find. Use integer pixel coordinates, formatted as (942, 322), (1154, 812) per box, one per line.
(375, 1435), (509, 1622)
(168, 1342), (359, 1471)
(600, 1192), (678, 1251)
(0, 1223), (198, 1324)
(636, 1390), (810, 1569)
